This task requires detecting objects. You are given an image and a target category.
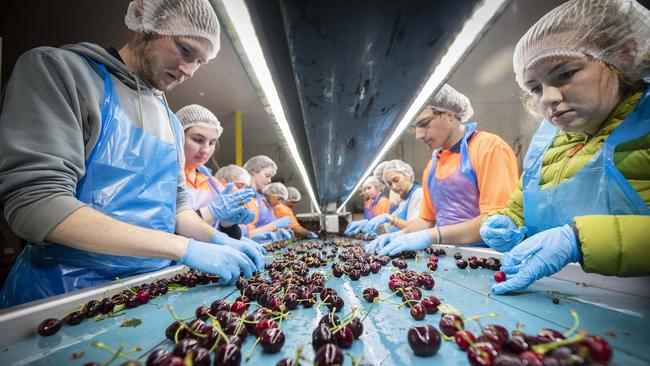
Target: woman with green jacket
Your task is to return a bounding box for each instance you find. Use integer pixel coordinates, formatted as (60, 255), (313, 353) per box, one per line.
(479, 0), (650, 294)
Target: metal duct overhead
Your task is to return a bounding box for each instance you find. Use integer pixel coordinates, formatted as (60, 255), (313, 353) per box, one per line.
(230, 0), (481, 211)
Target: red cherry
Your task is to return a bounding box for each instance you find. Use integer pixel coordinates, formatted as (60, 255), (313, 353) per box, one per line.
(410, 304), (426, 321)
(407, 324), (441, 357)
(135, 289), (150, 304)
(455, 330), (476, 351)
(581, 335), (612, 363)
(493, 271), (507, 283)
(254, 318), (278, 337)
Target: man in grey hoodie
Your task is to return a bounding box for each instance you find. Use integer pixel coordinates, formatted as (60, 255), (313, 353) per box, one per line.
(0, 0), (263, 308)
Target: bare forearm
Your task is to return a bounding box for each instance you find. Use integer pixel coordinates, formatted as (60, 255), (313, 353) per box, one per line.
(47, 206), (188, 260)
(175, 209), (218, 242)
(391, 216), (410, 230)
(402, 217), (434, 233)
(435, 215), (483, 245)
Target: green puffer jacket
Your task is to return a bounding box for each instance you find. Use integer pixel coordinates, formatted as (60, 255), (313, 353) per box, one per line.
(489, 90), (650, 276)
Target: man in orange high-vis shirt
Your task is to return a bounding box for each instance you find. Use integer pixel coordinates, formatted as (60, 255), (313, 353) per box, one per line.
(367, 84), (518, 255)
(275, 187), (318, 238)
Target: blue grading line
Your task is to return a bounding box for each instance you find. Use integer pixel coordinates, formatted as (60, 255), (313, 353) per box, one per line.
(0, 240), (648, 365)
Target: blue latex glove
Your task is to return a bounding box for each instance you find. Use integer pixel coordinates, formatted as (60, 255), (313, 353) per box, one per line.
(211, 232), (266, 271)
(241, 236), (267, 254)
(307, 232), (318, 239)
(480, 214), (528, 252)
(252, 231), (279, 243)
(278, 229), (293, 240)
(272, 216), (293, 230)
(365, 231), (404, 253)
(208, 184), (255, 224)
(380, 229), (432, 256)
(491, 225), (580, 295)
(362, 214), (392, 237)
(179, 239), (255, 284)
(344, 219), (368, 236)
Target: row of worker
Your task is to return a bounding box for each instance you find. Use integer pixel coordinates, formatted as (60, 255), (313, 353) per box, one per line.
(346, 0), (650, 294)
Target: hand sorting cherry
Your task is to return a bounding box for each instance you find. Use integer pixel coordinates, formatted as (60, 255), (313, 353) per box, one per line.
(35, 237), (613, 366)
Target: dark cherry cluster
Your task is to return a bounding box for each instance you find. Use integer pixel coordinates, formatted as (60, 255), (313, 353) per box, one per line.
(385, 270), (440, 320)
(433, 314), (613, 366)
(37, 273), (217, 337)
(453, 253), (502, 272)
(332, 244), (390, 281)
(311, 312), (365, 365)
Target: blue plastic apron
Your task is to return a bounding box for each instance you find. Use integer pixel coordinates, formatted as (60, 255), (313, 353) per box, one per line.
(522, 87), (650, 235)
(389, 183), (422, 232)
(428, 123), (481, 226)
(363, 194), (386, 220)
(254, 192), (275, 227)
(0, 60), (183, 308)
(396, 183), (422, 221)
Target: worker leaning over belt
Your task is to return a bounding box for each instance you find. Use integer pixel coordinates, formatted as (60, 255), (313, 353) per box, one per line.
(176, 104), (266, 250)
(243, 156), (293, 243)
(275, 186), (319, 239)
(0, 0), (260, 308)
(344, 176), (391, 235)
(360, 160), (424, 237)
(478, 0), (650, 295)
(367, 84), (519, 255)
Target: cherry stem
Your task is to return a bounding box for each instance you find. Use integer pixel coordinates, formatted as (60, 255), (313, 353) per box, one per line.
(244, 334), (261, 362)
(465, 312), (498, 322)
(360, 302), (376, 323)
(113, 276), (137, 295)
(562, 310), (580, 338)
(454, 322), (475, 347)
(531, 331), (586, 354)
(59, 303), (86, 320)
(166, 305), (207, 341)
(92, 342), (139, 366)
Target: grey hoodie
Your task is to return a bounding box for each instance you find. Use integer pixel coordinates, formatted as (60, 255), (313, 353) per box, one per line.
(0, 42), (189, 242)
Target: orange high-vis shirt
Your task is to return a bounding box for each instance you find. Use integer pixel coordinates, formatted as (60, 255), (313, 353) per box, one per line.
(274, 203), (300, 230)
(185, 166), (213, 191)
(364, 196), (391, 218)
(419, 130), (519, 223)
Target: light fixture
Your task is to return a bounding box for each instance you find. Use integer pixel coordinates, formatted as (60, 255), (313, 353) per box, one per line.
(336, 0), (509, 213)
(216, 0), (321, 214)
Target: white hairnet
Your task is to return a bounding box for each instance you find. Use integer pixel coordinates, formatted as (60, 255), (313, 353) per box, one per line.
(176, 104), (223, 137)
(372, 161), (391, 184)
(382, 160), (415, 182)
(426, 84), (474, 123)
(124, 0), (221, 60)
(243, 155), (278, 175)
(286, 187), (302, 202)
(262, 182), (289, 201)
(513, 0), (650, 90)
(215, 165), (251, 186)
(362, 176), (385, 191)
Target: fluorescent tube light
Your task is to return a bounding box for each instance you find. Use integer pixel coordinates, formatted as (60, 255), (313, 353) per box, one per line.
(218, 0), (321, 213)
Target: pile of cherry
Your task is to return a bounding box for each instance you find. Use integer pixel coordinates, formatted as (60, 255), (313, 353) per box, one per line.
(406, 311), (612, 366)
(35, 238), (614, 366)
(37, 271), (220, 337)
(138, 240), (379, 366)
